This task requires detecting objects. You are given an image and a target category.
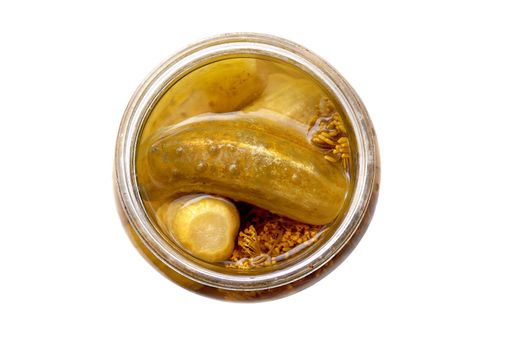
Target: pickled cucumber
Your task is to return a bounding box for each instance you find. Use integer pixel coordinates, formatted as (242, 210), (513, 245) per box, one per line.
(141, 58), (267, 141)
(139, 112), (348, 225)
(156, 194), (240, 262)
(244, 73), (328, 124)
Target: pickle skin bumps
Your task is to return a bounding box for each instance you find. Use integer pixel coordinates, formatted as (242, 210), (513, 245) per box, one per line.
(143, 112), (348, 225)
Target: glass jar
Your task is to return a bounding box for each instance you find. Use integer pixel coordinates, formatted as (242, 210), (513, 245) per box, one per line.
(114, 33), (380, 301)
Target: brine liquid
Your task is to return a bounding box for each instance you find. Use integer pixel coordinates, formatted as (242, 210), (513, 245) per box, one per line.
(136, 56), (356, 269)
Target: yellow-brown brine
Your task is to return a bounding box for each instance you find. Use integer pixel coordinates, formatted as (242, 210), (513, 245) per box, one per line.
(136, 57), (356, 270)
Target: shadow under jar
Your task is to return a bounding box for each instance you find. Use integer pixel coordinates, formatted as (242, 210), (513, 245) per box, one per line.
(114, 33), (380, 301)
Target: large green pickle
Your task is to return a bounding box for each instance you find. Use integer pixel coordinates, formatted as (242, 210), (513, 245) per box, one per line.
(138, 112), (348, 225)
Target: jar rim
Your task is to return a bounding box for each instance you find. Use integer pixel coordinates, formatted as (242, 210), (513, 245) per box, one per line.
(114, 32), (379, 291)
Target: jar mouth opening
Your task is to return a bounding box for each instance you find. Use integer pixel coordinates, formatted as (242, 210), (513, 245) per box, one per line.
(115, 33), (378, 291)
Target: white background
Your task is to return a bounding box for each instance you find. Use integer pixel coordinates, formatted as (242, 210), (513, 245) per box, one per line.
(1, 1), (524, 349)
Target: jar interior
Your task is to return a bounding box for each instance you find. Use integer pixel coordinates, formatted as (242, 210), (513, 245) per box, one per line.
(134, 54), (358, 275)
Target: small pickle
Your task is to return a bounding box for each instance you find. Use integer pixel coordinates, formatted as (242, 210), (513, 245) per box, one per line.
(244, 73), (328, 124)
(141, 112), (348, 225)
(141, 58), (267, 140)
(157, 194), (240, 263)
